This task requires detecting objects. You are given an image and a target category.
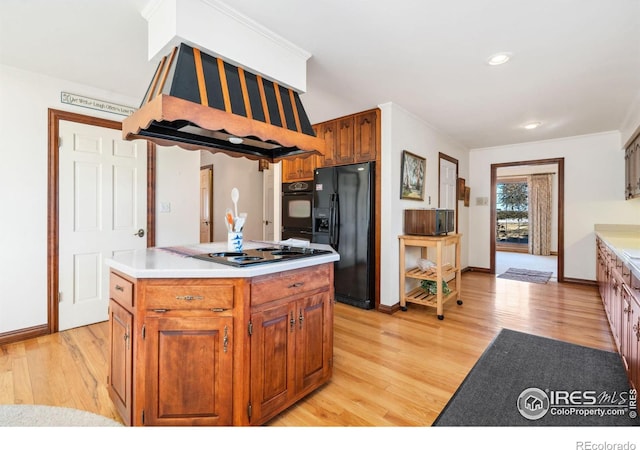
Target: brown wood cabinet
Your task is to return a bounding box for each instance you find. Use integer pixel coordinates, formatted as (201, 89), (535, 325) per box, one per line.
(307, 108), (381, 172)
(248, 263), (333, 424)
(281, 154), (316, 182)
(143, 314), (234, 426)
(353, 109), (379, 162)
(315, 122), (337, 167)
(108, 299), (133, 425)
(107, 262), (334, 426)
(335, 116), (355, 165)
(281, 108), (380, 181)
(596, 236), (640, 391)
(625, 132), (640, 199)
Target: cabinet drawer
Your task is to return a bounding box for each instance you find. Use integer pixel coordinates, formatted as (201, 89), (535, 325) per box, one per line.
(251, 264), (330, 306)
(110, 273), (134, 309)
(144, 282), (234, 311)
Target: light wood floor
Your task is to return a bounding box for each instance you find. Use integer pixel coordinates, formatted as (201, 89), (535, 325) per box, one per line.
(0, 272), (615, 426)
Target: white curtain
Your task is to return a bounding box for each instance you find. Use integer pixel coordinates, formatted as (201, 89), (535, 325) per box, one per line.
(528, 174), (552, 256)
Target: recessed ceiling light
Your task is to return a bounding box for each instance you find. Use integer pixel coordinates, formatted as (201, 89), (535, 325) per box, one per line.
(487, 52), (511, 65)
(228, 136), (244, 145)
(523, 122), (542, 130)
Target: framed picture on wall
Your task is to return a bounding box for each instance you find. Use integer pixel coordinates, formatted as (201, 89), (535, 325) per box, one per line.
(400, 150), (426, 200)
(457, 178), (466, 201)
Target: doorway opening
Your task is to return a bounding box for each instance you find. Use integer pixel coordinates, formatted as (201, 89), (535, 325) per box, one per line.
(438, 153), (459, 230)
(200, 164), (213, 243)
(490, 158), (564, 281)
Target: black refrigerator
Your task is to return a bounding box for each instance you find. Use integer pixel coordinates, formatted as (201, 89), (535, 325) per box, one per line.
(312, 162), (375, 309)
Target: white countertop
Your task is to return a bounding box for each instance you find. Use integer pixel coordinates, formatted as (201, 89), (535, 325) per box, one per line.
(594, 225), (640, 279)
(105, 241), (340, 279)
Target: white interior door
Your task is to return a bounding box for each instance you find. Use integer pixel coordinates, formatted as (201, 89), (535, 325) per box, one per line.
(439, 157), (458, 267)
(58, 121), (147, 331)
(439, 158), (457, 213)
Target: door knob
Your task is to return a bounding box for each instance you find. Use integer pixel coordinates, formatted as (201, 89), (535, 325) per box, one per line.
(134, 229), (145, 238)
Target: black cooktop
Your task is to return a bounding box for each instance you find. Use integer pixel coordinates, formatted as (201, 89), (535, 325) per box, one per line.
(192, 246), (333, 267)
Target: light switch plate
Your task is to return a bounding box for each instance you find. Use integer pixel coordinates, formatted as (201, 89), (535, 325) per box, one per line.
(476, 197), (489, 206)
(160, 202), (171, 213)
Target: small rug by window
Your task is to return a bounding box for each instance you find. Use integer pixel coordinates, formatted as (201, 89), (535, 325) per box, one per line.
(497, 267), (553, 284)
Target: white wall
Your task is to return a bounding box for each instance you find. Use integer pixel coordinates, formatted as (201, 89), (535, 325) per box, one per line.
(154, 146), (200, 247)
(379, 102), (469, 307)
(620, 91), (640, 147)
(0, 64), (199, 334)
(468, 131), (640, 280)
(200, 151), (265, 242)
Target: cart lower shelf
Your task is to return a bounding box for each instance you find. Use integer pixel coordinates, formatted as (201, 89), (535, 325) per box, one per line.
(400, 283), (463, 320)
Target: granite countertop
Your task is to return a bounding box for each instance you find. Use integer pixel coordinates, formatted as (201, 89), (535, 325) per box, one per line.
(105, 241), (339, 279)
(594, 225), (640, 279)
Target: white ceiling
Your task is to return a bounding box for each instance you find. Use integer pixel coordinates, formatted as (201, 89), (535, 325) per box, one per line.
(1, 0), (639, 149)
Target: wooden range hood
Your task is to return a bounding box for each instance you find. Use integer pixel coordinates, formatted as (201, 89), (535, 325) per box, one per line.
(123, 43), (324, 162)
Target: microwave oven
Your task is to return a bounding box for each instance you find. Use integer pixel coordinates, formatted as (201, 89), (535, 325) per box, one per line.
(404, 209), (455, 236)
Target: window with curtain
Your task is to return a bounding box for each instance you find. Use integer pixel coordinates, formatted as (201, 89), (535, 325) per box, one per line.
(528, 174), (553, 256)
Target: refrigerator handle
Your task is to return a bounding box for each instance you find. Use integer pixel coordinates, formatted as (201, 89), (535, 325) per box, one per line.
(329, 194), (337, 247)
(333, 193), (340, 248)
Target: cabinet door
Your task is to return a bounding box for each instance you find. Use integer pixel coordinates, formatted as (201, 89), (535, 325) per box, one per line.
(282, 158), (301, 182)
(144, 315), (233, 426)
(611, 272), (623, 350)
(316, 121), (338, 167)
(354, 109), (378, 162)
(629, 295), (640, 391)
(336, 117), (355, 165)
(282, 157), (315, 182)
(621, 287), (632, 373)
(299, 155), (315, 180)
(250, 302), (296, 423)
(108, 300), (133, 426)
(295, 292), (332, 393)
(633, 142), (640, 198)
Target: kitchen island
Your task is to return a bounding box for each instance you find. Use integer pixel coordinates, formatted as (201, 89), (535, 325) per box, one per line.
(105, 241), (339, 426)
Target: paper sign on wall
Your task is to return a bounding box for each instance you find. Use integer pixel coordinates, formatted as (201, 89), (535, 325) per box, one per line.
(61, 92), (137, 117)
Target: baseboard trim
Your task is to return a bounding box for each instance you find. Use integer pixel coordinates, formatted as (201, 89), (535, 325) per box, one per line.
(0, 324), (49, 346)
(466, 266), (491, 274)
(562, 277), (597, 286)
(377, 303), (398, 315)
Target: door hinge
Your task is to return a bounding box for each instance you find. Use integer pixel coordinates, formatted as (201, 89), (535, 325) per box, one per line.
(141, 410), (145, 425)
(248, 320), (253, 336)
(142, 324), (146, 339)
(247, 402), (252, 419)
(58, 291), (62, 303)
(58, 136), (62, 148)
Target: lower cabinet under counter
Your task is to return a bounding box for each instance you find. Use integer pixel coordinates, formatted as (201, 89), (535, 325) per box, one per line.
(107, 263), (334, 426)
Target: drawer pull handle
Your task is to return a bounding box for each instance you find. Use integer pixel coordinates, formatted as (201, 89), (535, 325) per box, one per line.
(175, 295), (204, 301)
(152, 309), (168, 313)
(115, 285), (125, 292)
(288, 282), (304, 288)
